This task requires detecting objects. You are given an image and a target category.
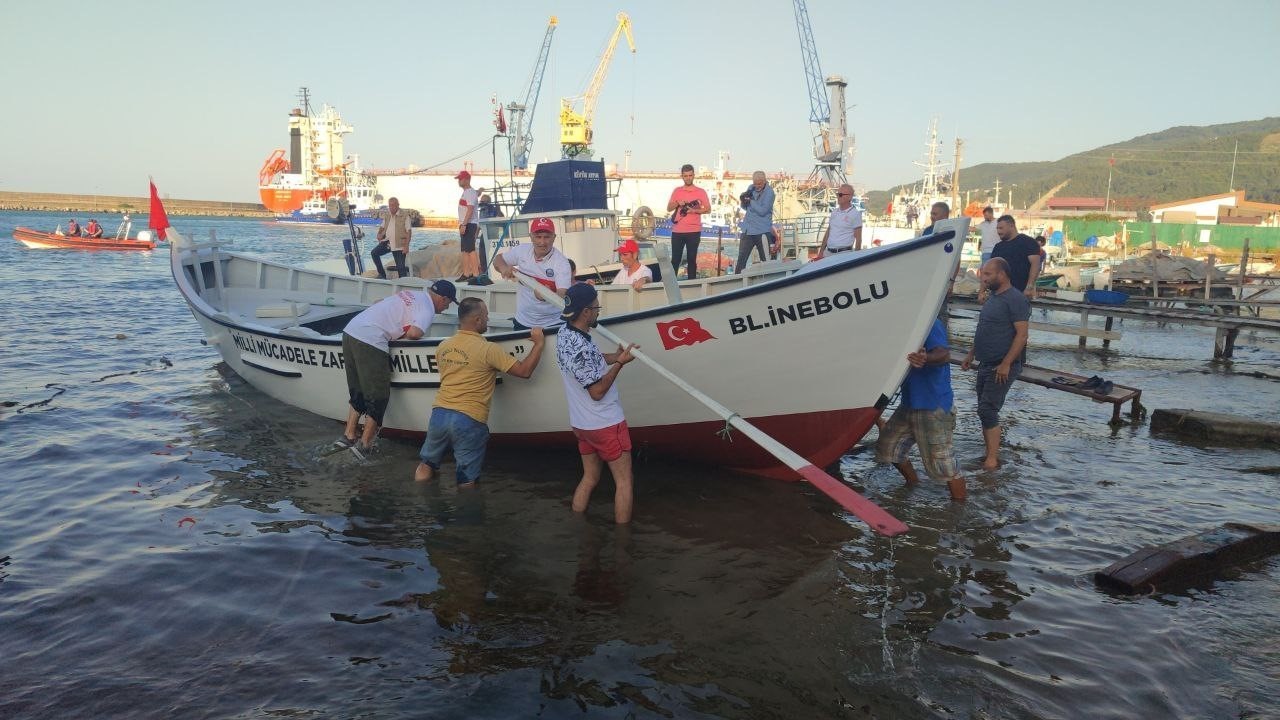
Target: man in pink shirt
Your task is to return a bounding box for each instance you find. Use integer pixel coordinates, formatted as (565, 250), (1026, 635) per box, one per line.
(666, 163), (711, 280)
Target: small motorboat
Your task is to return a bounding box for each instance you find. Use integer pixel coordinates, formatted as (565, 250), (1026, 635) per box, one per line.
(13, 226), (158, 251)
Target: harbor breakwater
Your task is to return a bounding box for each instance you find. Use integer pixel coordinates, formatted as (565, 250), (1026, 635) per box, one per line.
(0, 190), (271, 217)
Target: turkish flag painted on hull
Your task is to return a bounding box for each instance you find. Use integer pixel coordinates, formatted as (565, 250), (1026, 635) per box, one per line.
(656, 318), (716, 350)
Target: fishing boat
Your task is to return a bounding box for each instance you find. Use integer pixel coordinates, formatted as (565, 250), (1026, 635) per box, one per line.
(276, 184), (382, 226)
(13, 226), (157, 251)
(170, 184), (967, 478)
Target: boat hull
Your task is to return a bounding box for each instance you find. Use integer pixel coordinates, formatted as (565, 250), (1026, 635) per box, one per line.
(13, 227), (156, 251)
(259, 187), (330, 214)
(171, 221), (965, 478)
(275, 211), (382, 226)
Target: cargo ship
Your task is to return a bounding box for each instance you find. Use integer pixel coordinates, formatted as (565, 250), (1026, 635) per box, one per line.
(258, 88), (378, 217)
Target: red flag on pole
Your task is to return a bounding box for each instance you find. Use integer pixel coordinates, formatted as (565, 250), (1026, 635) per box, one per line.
(495, 105), (507, 134)
(148, 180), (170, 240)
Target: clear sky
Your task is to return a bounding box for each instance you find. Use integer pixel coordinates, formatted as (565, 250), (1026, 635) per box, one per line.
(4, 0), (1278, 202)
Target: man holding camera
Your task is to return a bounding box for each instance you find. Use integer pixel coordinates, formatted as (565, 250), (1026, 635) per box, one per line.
(735, 171), (775, 273)
(666, 163), (710, 280)
(371, 197), (412, 279)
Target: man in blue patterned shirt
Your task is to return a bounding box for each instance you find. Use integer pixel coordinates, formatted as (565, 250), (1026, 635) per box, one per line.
(555, 283), (638, 524)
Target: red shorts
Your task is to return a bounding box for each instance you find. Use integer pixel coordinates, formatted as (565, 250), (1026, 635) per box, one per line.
(573, 421), (632, 462)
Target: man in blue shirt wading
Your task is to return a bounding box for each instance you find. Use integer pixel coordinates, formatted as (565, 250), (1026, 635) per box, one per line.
(876, 318), (966, 501)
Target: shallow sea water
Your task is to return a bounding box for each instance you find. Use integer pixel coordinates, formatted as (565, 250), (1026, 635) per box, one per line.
(2, 210), (1278, 719)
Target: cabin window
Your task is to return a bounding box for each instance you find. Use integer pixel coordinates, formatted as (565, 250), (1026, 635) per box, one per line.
(586, 215), (612, 229)
(565, 217), (586, 233)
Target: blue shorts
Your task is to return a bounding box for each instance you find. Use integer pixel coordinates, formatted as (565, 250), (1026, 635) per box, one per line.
(419, 407), (491, 485)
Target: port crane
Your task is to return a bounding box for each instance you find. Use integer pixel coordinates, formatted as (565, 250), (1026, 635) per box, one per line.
(559, 12), (635, 159)
(507, 16), (558, 171)
(791, 0), (850, 197)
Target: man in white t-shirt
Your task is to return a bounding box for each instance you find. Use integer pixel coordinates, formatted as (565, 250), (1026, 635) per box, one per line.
(556, 283), (638, 524)
(492, 216), (572, 330)
(456, 171), (481, 282)
(816, 184), (863, 257)
(976, 206), (999, 264)
(337, 280), (458, 452)
(610, 238), (652, 290)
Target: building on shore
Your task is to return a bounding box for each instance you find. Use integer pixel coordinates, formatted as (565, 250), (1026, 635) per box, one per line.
(1151, 191), (1280, 227)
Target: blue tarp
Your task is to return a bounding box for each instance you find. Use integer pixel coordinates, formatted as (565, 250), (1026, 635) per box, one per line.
(1050, 230), (1063, 246)
(521, 160), (608, 213)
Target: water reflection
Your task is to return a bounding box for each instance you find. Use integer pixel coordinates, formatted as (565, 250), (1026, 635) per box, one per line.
(157, 351), (1280, 718)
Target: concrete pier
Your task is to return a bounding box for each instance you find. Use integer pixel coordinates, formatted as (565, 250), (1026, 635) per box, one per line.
(1151, 408), (1280, 447)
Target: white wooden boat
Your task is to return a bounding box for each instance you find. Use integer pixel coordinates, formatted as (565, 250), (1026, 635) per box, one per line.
(170, 217), (968, 478)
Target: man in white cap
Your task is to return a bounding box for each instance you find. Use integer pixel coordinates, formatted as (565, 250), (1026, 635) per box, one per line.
(491, 217), (572, 330)
(456, 170), (481, 282)
(336, 280), (459, 452)
(611, 238), (651, 290)
(556, 282), (638, 524)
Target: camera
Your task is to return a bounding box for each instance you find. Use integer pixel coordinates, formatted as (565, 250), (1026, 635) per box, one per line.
(676, 199), (701, 217)
(739, 190), (753, 208)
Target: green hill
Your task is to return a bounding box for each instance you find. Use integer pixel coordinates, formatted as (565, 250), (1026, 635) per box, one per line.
(864, 117), (1280, 213)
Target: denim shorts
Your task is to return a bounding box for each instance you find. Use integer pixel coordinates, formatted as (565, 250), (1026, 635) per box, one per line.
(419, 407), (491, 484)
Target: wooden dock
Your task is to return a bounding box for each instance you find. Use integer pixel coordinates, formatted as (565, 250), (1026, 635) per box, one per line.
(950, 346), (1143, 424)
(949, 293), (1280, 360)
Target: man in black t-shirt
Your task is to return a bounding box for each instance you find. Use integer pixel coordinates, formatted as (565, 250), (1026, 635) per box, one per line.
(989, 215), (1041, 299)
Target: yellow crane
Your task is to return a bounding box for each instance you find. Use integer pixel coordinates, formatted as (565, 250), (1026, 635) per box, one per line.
(559, 12), (635, 159)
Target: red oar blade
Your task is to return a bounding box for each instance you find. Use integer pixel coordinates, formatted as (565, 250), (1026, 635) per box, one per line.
(796, 464), (909, 537)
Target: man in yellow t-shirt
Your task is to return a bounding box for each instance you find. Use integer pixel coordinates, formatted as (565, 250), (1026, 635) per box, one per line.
(414, 297), (545, 486)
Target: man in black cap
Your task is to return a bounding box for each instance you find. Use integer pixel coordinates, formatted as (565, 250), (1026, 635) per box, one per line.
(337, 280), (458, 452)
(556, 283), (638, 523)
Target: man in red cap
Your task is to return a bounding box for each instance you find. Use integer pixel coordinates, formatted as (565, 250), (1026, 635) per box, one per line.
(610, 238), (651, 290)
(491, 216), (572, 329)
(456, 171), (481, 282)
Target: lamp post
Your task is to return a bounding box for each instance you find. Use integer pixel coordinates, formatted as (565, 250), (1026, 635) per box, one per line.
(1105, 156), (1115, 213)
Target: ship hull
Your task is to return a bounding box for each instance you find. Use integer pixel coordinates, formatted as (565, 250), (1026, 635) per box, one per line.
(259, 187), (332, 214)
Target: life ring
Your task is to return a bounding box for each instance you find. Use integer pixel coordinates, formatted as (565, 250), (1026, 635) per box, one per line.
(631, 206), (655, 240)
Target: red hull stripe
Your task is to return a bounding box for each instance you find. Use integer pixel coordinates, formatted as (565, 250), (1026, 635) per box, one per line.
(382, 406), (883, 481)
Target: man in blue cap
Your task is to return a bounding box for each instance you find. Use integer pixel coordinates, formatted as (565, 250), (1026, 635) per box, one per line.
(337, 280), (458, 452)
(556, 283), (638, 523)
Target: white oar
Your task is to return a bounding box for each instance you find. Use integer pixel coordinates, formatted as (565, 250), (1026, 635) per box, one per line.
(512, 271), (908, 537)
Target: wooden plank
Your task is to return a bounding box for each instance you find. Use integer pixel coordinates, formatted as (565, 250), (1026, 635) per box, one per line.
(1095, 523), (1280, 594)
(1027, 320), (1122, 341)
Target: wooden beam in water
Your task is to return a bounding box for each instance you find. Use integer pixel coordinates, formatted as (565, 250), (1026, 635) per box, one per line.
(1095, 523), (1280, 594)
